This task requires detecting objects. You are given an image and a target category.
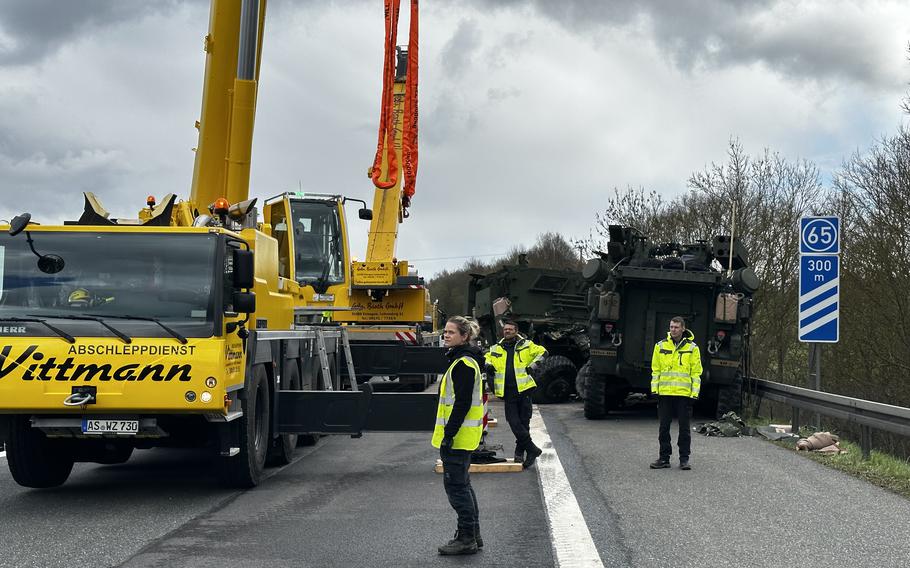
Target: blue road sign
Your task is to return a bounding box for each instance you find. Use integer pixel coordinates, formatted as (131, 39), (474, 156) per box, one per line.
(800, 216), (840, 254)
(798, 254), (839, 343)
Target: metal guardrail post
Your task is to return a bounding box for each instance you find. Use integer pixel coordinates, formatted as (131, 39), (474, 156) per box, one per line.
(861, 426), (872, 460)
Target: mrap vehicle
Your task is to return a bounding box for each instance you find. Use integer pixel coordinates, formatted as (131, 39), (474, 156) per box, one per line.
(579, 225), (759, 419)
(0, 0), (441, 489)
(468, 257), (590, 403)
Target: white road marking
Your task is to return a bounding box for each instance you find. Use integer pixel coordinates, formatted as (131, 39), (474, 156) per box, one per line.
(530, 407), (604, 568)
(0, 451), (5, 459)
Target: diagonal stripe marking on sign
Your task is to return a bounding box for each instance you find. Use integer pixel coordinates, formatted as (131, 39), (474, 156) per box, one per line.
(799, 295), (838, 326)
(799, 278), (838, 305)
(799, 310), (838, 337)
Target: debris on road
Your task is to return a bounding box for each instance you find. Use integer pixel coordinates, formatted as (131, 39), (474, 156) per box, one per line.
(797, 431), (845, 454)
(695, 412), (746, 437)
(756, 424), (800, 442)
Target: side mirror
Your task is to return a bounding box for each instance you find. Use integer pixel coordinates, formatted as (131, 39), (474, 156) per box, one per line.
(232, 249), (255, 289)
(358, 208), (373, 221)
(233, 291), (256, 314)
(8, 213), (31, 236)
(37, 254), (65, 274)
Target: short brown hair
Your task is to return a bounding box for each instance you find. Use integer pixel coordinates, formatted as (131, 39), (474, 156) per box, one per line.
(670, 316), (686, 328)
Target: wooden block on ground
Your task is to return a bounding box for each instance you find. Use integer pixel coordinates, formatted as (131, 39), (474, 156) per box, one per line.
(434, 459), (524, 473)
(486, 418), (498, 428)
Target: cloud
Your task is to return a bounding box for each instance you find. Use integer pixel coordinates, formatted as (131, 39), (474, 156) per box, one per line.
(440, 19), (482, 78)
(0, 0), (200, 65)
(450, 0), (908, 90)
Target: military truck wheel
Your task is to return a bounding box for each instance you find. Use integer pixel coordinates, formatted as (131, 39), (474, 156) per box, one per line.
(583, 371), (608, 419)
(6, 415), (75, 488)
(223, 364), (270, 488)
(268, 360), (300, 466)
(532, 355), (577, 404)
(575, 361), (592, 400)
(715, 375), (743, 418)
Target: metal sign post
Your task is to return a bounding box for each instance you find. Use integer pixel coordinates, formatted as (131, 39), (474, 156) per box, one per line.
(798, 216), (840, 430)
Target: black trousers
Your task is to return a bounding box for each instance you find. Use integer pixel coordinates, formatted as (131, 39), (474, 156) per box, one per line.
(441, 447), (479, 534)
(504, 392), (533, 452)
(658, 395), (692, 461)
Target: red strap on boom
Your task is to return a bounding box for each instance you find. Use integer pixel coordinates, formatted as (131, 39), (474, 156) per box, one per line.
(371, 0), (418, 210)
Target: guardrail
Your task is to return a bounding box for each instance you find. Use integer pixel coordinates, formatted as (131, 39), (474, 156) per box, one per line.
(749, 378), (910, 459)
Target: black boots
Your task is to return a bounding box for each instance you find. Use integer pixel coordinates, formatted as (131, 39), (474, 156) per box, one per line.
(522, 441), (543, 469)
(438, 529), (478, 555)
(514, 443), (524, 464)
(649, 459), (671, 469)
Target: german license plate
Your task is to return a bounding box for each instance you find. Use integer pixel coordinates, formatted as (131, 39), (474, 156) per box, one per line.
(81, 419), (139, 435)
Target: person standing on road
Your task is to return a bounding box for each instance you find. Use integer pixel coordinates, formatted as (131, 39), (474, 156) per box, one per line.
(484, 319), (547, 468)
(433, 315), (486, 556)
(650, 316), (702, 470)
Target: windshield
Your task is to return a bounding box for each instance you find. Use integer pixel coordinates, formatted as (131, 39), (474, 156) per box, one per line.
(0, 231), (218, 335)
(291, 200), (344, 284)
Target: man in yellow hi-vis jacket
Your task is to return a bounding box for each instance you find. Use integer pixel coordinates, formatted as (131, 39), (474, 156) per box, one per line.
(484, 319), (547, 468)
(649, 316), (702, 470)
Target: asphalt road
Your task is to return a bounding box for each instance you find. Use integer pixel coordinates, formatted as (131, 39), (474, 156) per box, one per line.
(2, 400), (910, 568)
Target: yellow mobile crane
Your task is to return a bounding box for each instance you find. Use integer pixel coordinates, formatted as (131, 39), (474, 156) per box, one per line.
(0, 0), (438, 489)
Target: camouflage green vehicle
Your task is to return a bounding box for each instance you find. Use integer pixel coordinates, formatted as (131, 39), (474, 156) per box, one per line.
(468, 257), (590, 403)
(580, 225), (759, 418)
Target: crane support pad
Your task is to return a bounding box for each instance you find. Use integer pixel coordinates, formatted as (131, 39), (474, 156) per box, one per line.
(277, 384), (437, 435)
(342, 344), (448, 377)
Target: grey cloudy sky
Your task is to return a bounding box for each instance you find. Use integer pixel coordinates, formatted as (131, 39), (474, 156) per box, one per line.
(1, 0), (908, 276)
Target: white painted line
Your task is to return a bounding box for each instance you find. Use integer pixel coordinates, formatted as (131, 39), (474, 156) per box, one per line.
(0, 451), (5, 459)
(530, 407), (604, 568)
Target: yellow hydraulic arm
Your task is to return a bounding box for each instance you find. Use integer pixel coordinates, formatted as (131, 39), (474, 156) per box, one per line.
(356, 56), (409, 288)
(188, 0), (266, 216)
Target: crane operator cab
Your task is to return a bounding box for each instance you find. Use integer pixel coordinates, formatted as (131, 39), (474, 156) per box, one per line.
(265, 192), (370, 303)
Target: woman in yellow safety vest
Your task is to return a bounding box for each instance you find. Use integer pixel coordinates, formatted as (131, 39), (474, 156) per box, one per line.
(433, 315), (485, 556)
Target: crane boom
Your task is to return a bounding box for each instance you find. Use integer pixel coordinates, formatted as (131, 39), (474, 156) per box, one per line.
(189, 0), (266, 212)
(364, 49), (408, 265)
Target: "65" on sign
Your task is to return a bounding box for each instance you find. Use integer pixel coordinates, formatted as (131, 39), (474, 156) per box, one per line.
(800, 216), (839, 254)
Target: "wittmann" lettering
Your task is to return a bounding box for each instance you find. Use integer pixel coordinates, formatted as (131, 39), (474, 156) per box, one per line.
(0, 345), (193, 382)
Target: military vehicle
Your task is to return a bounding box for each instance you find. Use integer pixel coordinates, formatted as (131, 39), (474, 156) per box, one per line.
(468, 257), (590, 403)
(579, 225), (759, 418)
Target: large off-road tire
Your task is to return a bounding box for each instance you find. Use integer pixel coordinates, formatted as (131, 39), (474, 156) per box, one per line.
(6, 415), (75, 488)
(583, 370), (608, 419)
(222, 364), (270, 488)
(575, 361), (592, 401)
(715, 375), (743, 419)
(531, 355), (577, 404)
(268, 360), (300, 466)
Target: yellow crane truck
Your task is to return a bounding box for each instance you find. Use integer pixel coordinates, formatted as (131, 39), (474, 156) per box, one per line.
(0, 0), (439, 489)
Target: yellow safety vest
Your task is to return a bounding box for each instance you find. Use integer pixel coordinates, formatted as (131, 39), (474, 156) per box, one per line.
(484, 338), (547, 398)
(431, 356), (484, 451)
(650, 331), (703, 398)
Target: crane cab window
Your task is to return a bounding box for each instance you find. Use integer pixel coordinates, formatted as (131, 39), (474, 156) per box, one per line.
(290, 200), (344, 286)
(269, 203), (291, 279)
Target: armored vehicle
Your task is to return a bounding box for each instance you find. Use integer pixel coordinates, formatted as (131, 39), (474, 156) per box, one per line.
(468, 257), (590, 403)
(580, 225), (759, 418)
